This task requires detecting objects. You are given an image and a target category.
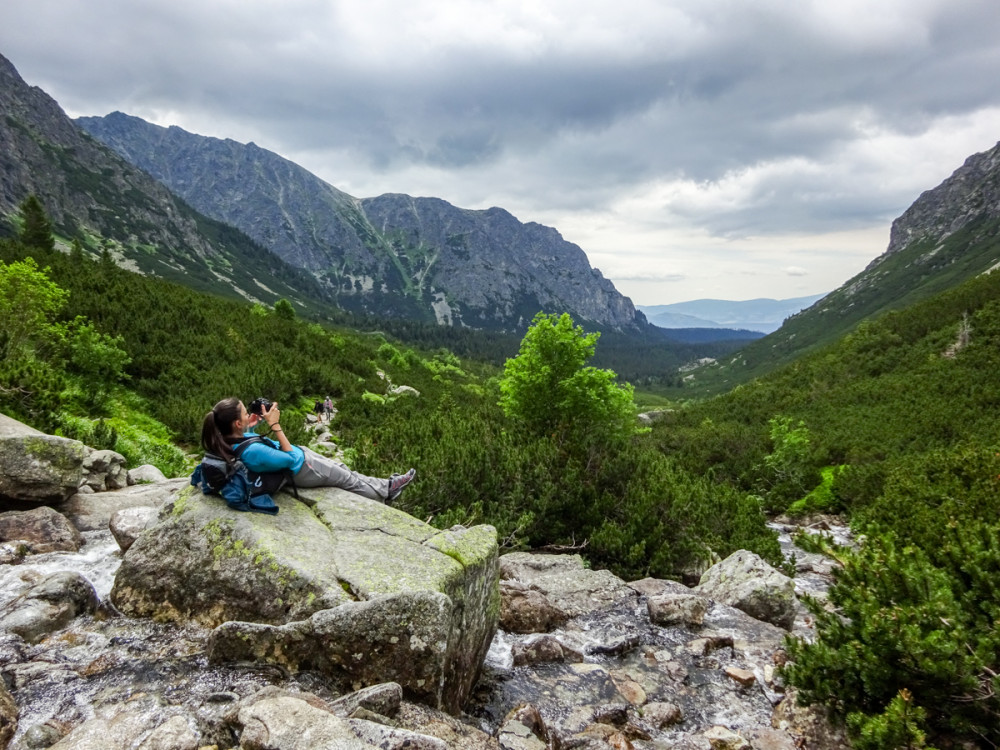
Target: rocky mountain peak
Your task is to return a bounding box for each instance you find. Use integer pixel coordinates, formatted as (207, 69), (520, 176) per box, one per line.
(874, 139), (1000, 267)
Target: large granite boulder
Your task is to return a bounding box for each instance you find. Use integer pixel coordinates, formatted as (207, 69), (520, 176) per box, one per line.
(0, 506), (83, 554)
(0, 571), (99, 643)
(0, 412), (85, 504)
(695, 550), (797, 630)
(111, 486), (499, 713)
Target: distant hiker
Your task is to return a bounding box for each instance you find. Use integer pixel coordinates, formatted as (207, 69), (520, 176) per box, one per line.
(202, 397), (415, 504)
(324, 396), (334, 422)
(314, 400), (324, 422)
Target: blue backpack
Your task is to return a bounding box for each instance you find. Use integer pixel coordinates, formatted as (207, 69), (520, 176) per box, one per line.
(190, 437), (291, 515)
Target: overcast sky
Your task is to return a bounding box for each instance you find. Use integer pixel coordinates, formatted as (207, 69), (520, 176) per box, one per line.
(2, 0), (999, 304)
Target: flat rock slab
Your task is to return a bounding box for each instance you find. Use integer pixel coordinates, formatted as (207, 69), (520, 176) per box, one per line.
(111, 486), (499, 712)
(499, 552), (636, 618)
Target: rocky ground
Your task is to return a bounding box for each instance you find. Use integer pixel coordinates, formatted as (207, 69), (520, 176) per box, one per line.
(0, 410), (852, 749)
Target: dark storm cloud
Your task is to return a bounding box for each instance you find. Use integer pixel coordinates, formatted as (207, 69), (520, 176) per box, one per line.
(2, 0), (999, 301)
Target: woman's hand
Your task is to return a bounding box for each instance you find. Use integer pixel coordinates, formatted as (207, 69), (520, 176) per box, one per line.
(264, 403), (281, 427)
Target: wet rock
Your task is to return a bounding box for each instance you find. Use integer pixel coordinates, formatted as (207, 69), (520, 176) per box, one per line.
(0, 413), (86, 504)
(109, 506), (159, 552)
(0, 680), (16, 750)
(499, 580), (568, 633)
(45, 706), (178, 750)
(704, 725), (750, 749)
(511, 635), (583, 666)
(127, 464), (167, 486)
(499, 553), (636, 618)
(647, 592), (709, 628)
(608, 671), (646, 706)
(498, 703), (547, 750)
(0, 507), (82, 554)
(13, 721), (67, 750)
(237, 695), (448, 749)
(54, 478), (187, 531)
(0, 571), (98, 643)
(330, 682), (403, 719)
(641, 701), (682, 728)
(395, 701), (499, 749)
(695, 551), (797, 630)
(118, 488), (498, 713)
(135, 715), (200, 750)
(81, 449), (128, 492)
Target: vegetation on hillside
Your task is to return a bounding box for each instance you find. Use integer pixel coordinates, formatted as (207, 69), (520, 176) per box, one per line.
(650, 266), (1000, 745)
(7, 192), (1000, 746)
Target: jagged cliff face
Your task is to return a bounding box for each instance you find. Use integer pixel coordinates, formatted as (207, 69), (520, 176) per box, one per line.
(879, 141), (1000, 263)
(0, 54), (333, 311)
(77, 113), (643, 332)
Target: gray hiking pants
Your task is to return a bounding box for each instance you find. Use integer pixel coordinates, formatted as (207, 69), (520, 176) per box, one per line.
(294, 447), (389, 502)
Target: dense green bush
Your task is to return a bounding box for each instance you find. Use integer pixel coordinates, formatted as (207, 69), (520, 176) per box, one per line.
(785, 522), (1000, 745)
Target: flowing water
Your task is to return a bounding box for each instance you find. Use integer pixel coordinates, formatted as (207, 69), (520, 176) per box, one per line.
(1, 520), (852, 747)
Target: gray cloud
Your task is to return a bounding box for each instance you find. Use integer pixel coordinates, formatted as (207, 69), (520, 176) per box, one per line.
(2, 0), (999, 302)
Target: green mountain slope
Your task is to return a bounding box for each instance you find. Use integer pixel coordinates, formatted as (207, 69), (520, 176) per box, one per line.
(684, 140), (1000, 394)
(0, 52), (335, 316)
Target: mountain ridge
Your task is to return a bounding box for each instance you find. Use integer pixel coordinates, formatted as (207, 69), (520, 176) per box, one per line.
(638, 294), (826, 333)
(77, 112), (645, 333)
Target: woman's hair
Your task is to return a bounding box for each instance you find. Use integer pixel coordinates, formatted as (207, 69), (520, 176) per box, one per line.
(201, 397), (242, 461)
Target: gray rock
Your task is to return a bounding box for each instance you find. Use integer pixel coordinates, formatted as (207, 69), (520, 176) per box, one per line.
(0, 412), (86, 504)
(135, 715), (199, 750)
(695, 550), (797, 630)
(770, 687), (850, 749)
(126, 464), (167, 486)
(81, 449), (128, 492)
(54, 478), (187, 531)
(0, 571), (99, 643)
(0, 506), (83, 554)
(498, 703), (548, 750)
(642, 701), (682, 729)
(237, 695), (448, 749)
(330, 683), (403, 719)
(499, 580), (568, 633)
(114, 487), (499, 713)
(389, 385), (420, 397)
(499, 553), (636, 618)
(647, 592), (709, 628)
(109, 506), (159, 552)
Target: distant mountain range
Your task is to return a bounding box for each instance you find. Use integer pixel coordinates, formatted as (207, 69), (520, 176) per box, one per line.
(75, 111), (643, 333)
(638, 294), (826, 333)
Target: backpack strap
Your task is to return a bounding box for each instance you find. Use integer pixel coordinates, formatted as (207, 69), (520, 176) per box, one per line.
(231, 435), (299, 500)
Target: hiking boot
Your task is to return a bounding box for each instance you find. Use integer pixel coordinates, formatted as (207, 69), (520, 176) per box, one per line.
(387, 468), (416, 503)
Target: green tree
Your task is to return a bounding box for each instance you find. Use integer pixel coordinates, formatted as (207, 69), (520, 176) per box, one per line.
(499, 312), (636, 448)
(18, 194), (55, 251)
(274, 298), (296, 320)
(0, 257), (68, 356)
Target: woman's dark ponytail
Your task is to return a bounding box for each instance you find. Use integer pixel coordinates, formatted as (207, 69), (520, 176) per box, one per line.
(201, 397), (241, 462)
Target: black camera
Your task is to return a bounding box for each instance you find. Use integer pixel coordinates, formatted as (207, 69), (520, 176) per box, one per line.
(249, 397), (273, 416)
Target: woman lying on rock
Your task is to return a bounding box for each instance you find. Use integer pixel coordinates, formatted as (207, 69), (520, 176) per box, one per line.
(202, 397), (415, 504)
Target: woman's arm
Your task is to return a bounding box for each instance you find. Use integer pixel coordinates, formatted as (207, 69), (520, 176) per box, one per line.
(262, 403), (293, 453)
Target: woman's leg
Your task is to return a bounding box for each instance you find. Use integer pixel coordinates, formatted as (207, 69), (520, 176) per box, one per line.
(294, 447), (389, 501)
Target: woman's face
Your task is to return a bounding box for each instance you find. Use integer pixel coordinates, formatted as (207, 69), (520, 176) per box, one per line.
(232, 401), (251, 434)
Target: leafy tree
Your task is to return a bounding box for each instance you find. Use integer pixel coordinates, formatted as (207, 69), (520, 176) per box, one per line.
(0, 257), (68, 356)
(274, 298), (295, 320)
(499, 312), (636, 449)
(56, 316), (132, 409)
(18, 194), (55, 251)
